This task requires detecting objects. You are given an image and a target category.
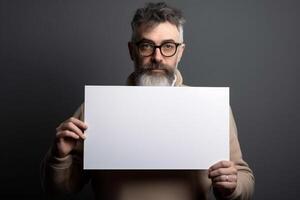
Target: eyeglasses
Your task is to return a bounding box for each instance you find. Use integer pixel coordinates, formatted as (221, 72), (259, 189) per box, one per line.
(135, 41), (182, 57)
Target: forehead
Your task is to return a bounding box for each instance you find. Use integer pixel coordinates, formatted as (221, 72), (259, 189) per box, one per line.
(136, 22), (180, 43)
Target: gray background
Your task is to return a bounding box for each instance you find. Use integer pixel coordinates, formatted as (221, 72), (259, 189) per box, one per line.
(1, 0), (299, 199)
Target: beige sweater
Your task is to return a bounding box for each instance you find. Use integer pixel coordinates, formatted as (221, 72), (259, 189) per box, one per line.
(41, 70), (254, 200)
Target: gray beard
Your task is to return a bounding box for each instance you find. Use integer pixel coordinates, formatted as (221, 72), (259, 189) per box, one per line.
(137, 71), (174, 86)
(135, 62), (176, 86)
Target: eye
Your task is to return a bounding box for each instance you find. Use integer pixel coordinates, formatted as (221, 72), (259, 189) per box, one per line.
(162, 43), (175, 49)
(139, 43), (153, 50)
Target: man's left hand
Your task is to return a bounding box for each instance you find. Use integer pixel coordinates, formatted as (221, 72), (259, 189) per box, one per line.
(208, 160), (238, 198)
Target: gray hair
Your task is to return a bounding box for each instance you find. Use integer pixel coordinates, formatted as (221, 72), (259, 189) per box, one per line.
(131, 2), (185, 42)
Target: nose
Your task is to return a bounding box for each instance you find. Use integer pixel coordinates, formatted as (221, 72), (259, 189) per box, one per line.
(151, 47), (163, 62)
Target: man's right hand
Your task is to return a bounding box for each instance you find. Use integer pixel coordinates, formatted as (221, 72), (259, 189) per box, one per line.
(55, 117), (88, 158)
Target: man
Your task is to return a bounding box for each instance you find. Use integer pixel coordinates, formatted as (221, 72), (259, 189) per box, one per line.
(41, 2), (254, 200)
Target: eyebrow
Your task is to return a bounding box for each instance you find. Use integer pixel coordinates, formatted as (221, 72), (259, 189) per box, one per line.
(138, 38), (176, 44)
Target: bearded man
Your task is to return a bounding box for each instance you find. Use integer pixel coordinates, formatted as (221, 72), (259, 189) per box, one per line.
(41, 2), (254, 200)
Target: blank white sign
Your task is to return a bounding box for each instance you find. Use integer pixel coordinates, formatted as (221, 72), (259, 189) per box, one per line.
(84, 86), (229, 169)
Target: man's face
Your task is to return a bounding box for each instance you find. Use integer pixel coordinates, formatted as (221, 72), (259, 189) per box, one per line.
(128, 22), (185, 86)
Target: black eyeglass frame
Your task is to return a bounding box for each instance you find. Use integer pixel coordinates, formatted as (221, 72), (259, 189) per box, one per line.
(135, 41), (182, 57)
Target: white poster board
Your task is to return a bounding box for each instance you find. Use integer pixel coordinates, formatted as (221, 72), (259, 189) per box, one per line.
(84, 86), (229, 169)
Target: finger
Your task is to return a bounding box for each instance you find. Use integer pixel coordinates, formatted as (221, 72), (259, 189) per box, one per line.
(212, 174), (238, 183)
(56, 117), (87, 131)
(209, 167), (237, 178)
(62, 121), (86, 139)
(68, 117), (88, 130)
(56, 130), (80, 140)
(212, 175), (228, 183)
(209, 160), (233, 171)
(212, 181), (237, 190)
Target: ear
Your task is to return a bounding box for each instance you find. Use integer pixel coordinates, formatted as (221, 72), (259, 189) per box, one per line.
(128, 42), (135, 61)
(176, 43), (185, 63)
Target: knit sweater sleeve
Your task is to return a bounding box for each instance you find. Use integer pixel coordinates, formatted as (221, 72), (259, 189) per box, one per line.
(40, 104), (89, 196)
(216, 108), (255, 200)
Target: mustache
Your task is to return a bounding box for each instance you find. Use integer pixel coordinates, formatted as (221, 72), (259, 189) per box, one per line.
(138, 62), (173, 75)
(142, 62), (169, 70)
